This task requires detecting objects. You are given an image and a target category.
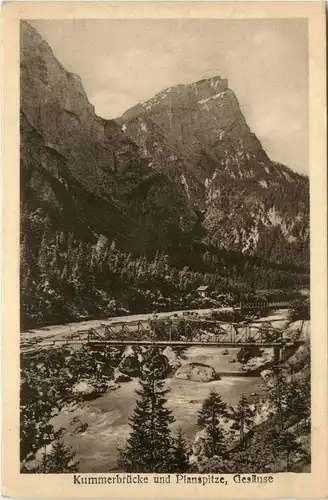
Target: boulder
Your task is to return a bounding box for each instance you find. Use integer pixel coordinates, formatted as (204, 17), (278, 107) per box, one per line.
(175, 362), (218, 382)
(114, 370), (131, 383)
(118, 354), (141, 377)
(162, 346), (181, 370)
(260, 369), (274, 388)
(72, 377), (112, 399)
(288, 342), (310, 371)
(283, 320), (305, 341)
(242, 349), (274, 374)
(72, 380), (96, 397)
(237, 345), (262, 364)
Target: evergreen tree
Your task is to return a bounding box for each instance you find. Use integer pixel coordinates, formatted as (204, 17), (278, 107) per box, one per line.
(117, 348), (175, 472)
(203, 420), (226, 459)
(197, 390), (227, 459)
(197, 390), (227, 426)
(171, 426), (190, 472)
(37, 232), (50, 279)
(269, 362), (290, 431)
(31, 440), (79, 473)
(231, 394), (254, 442)
(272, 429), (304, 472)
(284, 376), (311, 436)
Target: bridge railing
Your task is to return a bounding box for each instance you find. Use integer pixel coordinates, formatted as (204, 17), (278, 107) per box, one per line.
(239, 301), (295, 310)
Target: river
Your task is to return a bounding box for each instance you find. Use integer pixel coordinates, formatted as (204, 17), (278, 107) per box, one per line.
(49, 310), (289, 472)
(53, 345), (268, 472)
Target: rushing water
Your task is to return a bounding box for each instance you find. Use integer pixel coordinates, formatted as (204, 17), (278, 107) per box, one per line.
(54, 346), (268, 472)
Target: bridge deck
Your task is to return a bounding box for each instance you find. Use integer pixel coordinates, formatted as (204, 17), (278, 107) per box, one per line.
(21, 339), (284, 349)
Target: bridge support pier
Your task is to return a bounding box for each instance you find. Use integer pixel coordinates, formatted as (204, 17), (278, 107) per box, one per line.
(274, 346), (281, 363)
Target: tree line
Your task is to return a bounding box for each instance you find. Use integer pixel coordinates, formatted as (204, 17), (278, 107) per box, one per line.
(21, 206), (309, 329)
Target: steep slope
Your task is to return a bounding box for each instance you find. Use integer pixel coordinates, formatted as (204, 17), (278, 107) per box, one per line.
(20, 22), (309, 330)
(118, 77), (309, 266)
(20, 21), (196, 255)
(21, 20), (309, 269)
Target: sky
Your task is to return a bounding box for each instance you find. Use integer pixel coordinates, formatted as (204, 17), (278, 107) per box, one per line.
(30, 19), (308, 174)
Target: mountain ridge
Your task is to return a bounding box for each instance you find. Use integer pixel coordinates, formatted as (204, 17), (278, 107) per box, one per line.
(20, 20), (309, 268)
(118, 75), (309, 266)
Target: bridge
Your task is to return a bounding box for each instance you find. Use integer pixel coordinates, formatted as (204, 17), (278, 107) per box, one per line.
(237, 301), (295, 312)
(21, 316), (292, 361)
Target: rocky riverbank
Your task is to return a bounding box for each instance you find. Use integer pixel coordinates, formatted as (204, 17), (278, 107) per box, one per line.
(190, 320), (311, 473)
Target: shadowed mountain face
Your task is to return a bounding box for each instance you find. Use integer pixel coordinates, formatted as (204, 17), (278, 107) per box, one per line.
(20, 21), (196, 255)
(20, 21), (309, 267)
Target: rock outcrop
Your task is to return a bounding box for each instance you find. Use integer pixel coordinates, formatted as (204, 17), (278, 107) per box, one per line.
(119, 78), (310, 266)
(118, 354), (141, 377)
(287, 341), (311, 372)
(162, 346), (181, 370)
(237, 345), (262, 364)
(242, 348), (274, 374)
(20, 21), (195, 255)
(175, 362), (218, 382)
(283, 320), (310, 341)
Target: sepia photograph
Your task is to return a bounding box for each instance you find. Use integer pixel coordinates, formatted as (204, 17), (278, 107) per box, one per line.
(18, 16), (313, 476)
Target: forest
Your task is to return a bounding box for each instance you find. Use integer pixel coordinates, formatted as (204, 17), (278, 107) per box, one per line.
(21, 205), (309, 329)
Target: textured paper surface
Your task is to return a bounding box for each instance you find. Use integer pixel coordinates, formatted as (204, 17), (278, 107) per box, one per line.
(2, 1), (327, 498)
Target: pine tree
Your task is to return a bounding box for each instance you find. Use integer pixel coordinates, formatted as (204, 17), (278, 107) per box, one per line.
(197, 390), (227, 459)
(197, 390), (227, 426)
(203, 421), (226, 459)
(117, 348), (175, 472)
(37, 232), (50, 279)
(32, 440), (79, 473)
(284, 376), (311, 436)
(231, 394), (254, 442)
(171, 426), (190, 472)
(272, 429), (304, 472)
(269, 363), (290, 431)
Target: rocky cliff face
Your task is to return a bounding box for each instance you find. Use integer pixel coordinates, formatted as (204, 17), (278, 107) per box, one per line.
(20, 21), (195, 254)
(119, 77), (309, 266)
(21, 21), (309, 267)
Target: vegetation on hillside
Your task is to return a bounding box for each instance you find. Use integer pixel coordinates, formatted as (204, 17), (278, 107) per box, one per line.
(21, 206), (309, 329)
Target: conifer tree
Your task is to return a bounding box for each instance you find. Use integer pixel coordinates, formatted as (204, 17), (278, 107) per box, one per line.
(203, 421), (226, 459)
(117, 348), (175, 472)
(197, 390), (227, 426)
(171, 426), (190, 472)
(284, 376), (311, 436)
(272, 429), (304, 472)
(37, 232), (50, 279)
(30, 440), (79, 474)
(231, 394), (254, 442)
(197, 390), (227, 459)
(269, 363), (290, 430)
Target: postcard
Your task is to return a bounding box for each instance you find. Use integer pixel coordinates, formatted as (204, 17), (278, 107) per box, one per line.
(2, 1), (327, 498)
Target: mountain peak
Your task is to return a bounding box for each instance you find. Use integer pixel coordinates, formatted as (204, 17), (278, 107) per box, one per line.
(21, 22), (309, 267)
(121, 75), (231, 122)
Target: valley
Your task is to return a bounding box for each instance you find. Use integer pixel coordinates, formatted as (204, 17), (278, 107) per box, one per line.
(19, 20), (311, 476)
